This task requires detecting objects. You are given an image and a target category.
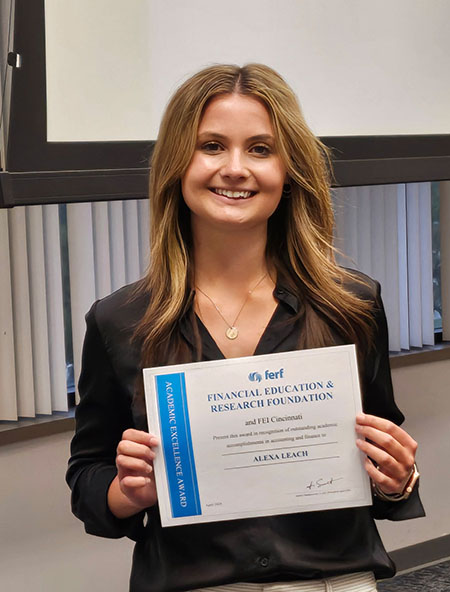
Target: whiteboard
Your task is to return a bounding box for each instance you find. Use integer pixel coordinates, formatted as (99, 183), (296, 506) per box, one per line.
(44, 0), (450, 142)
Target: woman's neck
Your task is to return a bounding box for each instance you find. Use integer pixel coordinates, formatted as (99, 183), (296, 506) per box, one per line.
(192, 224), (272, 292)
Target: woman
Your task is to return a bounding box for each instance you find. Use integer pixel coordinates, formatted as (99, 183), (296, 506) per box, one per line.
(67, 64), (424, 592)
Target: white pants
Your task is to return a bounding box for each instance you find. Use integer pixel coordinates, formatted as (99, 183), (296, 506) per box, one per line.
(194, 572), (377, 592)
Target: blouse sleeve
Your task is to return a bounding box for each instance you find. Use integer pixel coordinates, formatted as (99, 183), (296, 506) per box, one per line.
(66, 301), (146, 541)
(362, 281), (425, 521)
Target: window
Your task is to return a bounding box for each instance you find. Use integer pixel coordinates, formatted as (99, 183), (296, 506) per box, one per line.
(0, 199), (149, 421)
(333, 181), (445, 352)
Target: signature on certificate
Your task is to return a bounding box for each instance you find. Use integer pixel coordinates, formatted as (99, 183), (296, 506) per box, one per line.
(305, 476), (344, 490)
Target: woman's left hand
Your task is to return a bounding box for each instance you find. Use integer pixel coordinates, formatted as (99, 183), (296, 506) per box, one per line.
(355, 413), (417, 495)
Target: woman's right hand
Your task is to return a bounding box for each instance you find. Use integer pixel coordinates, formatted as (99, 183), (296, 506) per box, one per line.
(108, 429), (159, 518)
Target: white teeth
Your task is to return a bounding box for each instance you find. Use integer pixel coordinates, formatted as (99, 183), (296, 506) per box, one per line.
(214, 188), (253, 199)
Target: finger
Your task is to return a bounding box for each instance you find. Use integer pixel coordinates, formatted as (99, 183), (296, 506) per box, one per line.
(122, 429), (160, 447)
(363, 458), (404, 494)
(356, 414), (418, 452)
(356, 438), (406, 477)
(121, 475), (152, 489)
(117, 439), (156, 462)
(355, 424), (412, 466)
(116, 455), (153, 476)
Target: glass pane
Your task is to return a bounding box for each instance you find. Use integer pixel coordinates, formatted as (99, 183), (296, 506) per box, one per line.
(432, 182), (442, 332)
(59, 204), (75, 403)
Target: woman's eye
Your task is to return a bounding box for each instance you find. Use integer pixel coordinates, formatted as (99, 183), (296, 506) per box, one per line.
(250, 144), (271, 156)
(201, 142), (222, 153)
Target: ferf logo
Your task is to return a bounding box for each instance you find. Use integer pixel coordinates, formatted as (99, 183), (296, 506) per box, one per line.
(248, 372), (262, 382)
(264, 368), (284, 379)
(248, 369), (284, 382)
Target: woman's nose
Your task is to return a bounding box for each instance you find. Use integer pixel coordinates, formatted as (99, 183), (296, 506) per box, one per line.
(220, 149), (249, 179)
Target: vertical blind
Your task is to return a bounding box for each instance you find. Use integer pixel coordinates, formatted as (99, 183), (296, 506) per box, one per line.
(0, 199), (149, 421)
(333, 182), (435, 352)
(0, 182), (447, 421)
(66, 199), (149, 403)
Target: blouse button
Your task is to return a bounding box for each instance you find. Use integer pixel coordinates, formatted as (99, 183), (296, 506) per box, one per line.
(259, 556), (270, 567)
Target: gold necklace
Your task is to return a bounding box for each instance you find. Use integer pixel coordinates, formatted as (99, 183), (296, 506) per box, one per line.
(196, 273), (268, 340)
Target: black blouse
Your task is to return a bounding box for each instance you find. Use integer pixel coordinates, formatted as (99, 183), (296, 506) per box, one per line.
(67, 273), (424, 592)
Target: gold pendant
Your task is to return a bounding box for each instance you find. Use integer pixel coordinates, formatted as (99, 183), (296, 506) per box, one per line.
(226, 326), (239, 340)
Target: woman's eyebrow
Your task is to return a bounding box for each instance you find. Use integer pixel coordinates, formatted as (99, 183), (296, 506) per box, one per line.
(197, 132), (275, 142)
(197, 132), (227, 141)
(247, 134), (275, 143)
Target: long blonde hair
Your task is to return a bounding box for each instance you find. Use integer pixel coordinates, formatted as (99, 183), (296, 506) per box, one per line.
(135, 63), (374, 370)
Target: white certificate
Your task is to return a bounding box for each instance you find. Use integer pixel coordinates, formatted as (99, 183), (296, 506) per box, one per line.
(143, 344), (372, 527)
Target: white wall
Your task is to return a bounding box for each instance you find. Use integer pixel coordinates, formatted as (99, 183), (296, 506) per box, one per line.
(378, 359), (450, 550)
(44, 0), (450, 141)
(0, 358), (448, 591)
(0, 432), (133, 592)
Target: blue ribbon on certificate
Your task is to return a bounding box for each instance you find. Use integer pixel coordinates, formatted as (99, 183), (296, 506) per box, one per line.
(155, 373), (202, 518)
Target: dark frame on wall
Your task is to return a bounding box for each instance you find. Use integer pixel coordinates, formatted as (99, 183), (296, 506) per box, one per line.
(1, 0), (450, 207)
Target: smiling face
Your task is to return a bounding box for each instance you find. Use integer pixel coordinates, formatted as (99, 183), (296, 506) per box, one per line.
(181, 93), (287, 235)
